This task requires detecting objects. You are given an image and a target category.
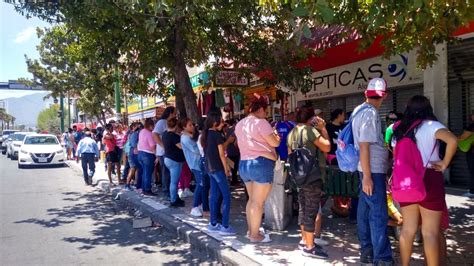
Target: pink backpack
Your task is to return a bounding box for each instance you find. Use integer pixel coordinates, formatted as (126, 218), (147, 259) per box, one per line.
(392, 120), (434, 203)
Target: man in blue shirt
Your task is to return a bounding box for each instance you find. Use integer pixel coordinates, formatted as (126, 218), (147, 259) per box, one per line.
(275, 112), (296, 161)
(76, 131), (100, 186)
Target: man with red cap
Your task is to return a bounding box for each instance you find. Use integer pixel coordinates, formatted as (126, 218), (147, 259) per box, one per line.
(352, 78), (393, 265)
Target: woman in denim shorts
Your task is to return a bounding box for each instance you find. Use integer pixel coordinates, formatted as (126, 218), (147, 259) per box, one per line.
(235, 94), (281, 243)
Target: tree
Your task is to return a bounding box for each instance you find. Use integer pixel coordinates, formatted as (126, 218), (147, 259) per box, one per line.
(20, 26), (116, 124)
(37, 105), (62, 134)
(11, 0), (474, 120)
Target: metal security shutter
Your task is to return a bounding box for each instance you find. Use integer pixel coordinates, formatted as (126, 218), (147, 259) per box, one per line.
(307, 97), (345, 121)
(379, 91), (394, 129)
(345, 94), (365, 113)
(394, 86), (423, 114)
(448, 37), (474, 187)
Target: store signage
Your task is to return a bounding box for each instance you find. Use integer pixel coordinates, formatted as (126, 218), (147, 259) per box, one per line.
(215, 70), (249, 87)
(297, 52), (423, 101)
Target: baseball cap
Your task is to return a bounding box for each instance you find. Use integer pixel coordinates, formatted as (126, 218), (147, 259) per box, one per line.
(365, 78), (387, 98)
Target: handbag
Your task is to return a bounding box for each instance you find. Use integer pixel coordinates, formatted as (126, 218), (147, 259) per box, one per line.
(458, 134), (474, 152)
(273, 157), (286, 185)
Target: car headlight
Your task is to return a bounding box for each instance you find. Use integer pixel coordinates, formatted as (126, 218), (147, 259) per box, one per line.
(56, 149), (64, 154)
(20, 149), (29, 154)
(14, 144), (21, 147)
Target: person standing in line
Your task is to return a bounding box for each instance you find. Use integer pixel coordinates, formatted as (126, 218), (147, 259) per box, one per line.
(114, 124), (127, 183)
(64, 129), (74, 160)
(125, 122), (142, 191)
(103, 124), (121, 185)
(197, 123), (211, 218)
(275, 112), (296, 161)
(287, 106), (331, 258)
(235, 95), (281, 242)
(225, 119), (241, 186)
(202, 111), (237, 235)
(352, 78), (392, 265)
(137, 118), (157, 196)
(180, 118), (208, 216)
(153, 106), (176, 197)
(76, 131), (100, 186)
(163, 118), (186, 207)
(394, 96), (458, 266)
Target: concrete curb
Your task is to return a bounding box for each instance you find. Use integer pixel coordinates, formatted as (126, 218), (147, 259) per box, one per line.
(65, 162), (259, 265)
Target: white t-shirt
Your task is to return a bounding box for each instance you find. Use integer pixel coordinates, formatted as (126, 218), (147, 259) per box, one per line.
(152, 119), (167, 156)
(414, 120), (446, 166)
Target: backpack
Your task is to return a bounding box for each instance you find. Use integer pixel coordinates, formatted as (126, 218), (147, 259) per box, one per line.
(288, 127), (318, 187)
(392, 120), (435, 203)
(336, 105), (371, 172)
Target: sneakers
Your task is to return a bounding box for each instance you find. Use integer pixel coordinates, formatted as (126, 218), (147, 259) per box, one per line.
(219, 225), (237, 236)
(298, 240), (324, 250)
(314, 236), (329, 246)
(180, 188), (193, 198)
(302, 245), (328, 259)
(170, 198), (185, 208)
(190, 207), (203, 217)
(124, 184), (133, 191)
(207, 223), (222, 232)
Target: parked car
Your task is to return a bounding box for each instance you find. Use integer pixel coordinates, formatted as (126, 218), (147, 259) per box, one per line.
(18, 134), (66, 168)
(1, 130), (19, 154)
(6, 132), (35, 160)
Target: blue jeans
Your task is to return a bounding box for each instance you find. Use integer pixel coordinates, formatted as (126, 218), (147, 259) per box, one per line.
(191, 169), (210, 209)
(80, 153), (95, 183)
(138, 151), (155, 192)
(164, 158), (183, 203)
(357, 172), (392, 263)
(209, 171), (231, 228)
(159, 156), (171, 194)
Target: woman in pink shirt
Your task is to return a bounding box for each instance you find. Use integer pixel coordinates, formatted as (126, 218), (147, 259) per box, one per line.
(138, 118), (157, 196)
(235, 95), (281, 243)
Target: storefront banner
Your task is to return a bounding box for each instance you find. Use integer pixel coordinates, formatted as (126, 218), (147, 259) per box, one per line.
(296, 51), (423, 101)
(215, 70), (249, 87)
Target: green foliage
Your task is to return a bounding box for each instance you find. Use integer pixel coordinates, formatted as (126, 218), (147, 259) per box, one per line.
(259, 0), (474, 68)
(37, 105), (60, 134)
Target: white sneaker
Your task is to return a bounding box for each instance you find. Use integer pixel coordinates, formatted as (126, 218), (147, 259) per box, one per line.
(183, 188), (194, 198)
(190, 207), (203, 217)
(178, 189), (184, 199)
(314, 236), (329, 246)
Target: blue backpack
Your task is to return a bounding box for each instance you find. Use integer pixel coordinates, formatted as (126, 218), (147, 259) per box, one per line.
(336, 105), (371, 172)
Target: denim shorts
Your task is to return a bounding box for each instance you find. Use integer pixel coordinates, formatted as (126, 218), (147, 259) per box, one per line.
(128, 152), (139, 168)
(239, 157), (275, 184)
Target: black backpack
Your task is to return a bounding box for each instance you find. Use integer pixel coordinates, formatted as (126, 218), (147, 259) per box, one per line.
(288, 128), (318, 187)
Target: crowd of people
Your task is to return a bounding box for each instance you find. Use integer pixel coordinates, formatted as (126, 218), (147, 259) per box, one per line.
(69, 77), (474, 265)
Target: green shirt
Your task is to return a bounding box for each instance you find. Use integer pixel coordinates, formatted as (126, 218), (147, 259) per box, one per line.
(287, 125), (321, 156)
(385, 124), (394, 146)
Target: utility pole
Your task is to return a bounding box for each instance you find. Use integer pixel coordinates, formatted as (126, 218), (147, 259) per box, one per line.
(67, 94), (71, 128)
(114, 66), (121, 121)
(60, 94), (65, 133)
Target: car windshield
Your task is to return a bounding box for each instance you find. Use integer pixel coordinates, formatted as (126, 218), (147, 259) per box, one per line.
(2, 130), (18, 136)
(24, 136), (59, 145)
(12, 134), (27, 141)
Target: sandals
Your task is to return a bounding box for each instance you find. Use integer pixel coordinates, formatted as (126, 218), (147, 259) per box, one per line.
(246, 228), (272, 243)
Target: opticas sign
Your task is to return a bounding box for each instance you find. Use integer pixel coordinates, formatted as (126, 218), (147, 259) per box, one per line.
(297, 52), (423, 101)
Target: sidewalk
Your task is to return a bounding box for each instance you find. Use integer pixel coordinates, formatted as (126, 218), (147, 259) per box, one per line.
(67, 160), (474, 265)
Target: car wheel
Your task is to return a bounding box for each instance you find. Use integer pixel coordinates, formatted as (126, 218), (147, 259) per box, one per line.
(10, 155), (15, 160)
(6, 152), (10, 158)
(1, 150), (5, 155)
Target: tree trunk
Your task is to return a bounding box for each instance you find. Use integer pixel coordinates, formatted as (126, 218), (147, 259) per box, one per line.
(171, 24), (199, 123)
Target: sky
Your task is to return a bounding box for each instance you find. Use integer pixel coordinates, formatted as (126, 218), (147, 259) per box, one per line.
(0, 2), (51, 82)
(0, 1), (50, 99)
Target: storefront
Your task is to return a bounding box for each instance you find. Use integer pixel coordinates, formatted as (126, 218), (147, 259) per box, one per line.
(447, 36), (474, 186)
(295, 51), (424, 129)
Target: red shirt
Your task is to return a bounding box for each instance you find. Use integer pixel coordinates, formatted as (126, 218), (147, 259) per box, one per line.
(102, 131), (117, 153)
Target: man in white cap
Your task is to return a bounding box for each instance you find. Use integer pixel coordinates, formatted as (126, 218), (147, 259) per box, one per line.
(352, 78), (392, 265)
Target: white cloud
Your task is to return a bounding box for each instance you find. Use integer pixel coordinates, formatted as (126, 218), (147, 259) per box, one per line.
(14, 26), (36, 44)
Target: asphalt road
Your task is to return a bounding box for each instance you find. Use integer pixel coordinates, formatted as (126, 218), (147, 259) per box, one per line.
(0, 155), (213, 265)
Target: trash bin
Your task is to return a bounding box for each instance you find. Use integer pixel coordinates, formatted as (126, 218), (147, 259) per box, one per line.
(264, 162), (293, 231)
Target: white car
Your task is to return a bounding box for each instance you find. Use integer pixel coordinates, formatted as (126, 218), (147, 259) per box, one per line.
(18, 134), (66, 168)
(6, 132), (35, 160)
